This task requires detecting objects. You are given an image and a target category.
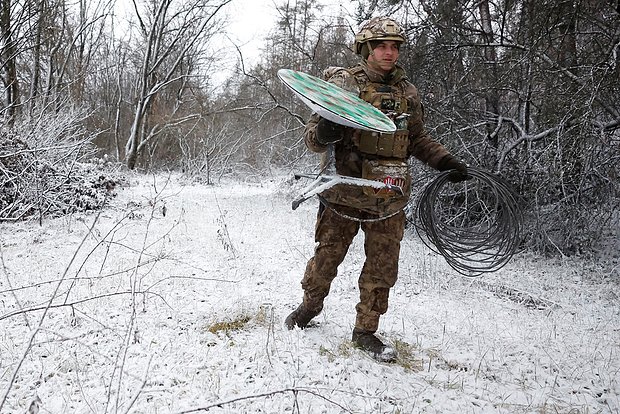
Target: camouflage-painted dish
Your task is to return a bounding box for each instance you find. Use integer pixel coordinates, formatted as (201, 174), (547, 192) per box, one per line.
(277, 68), (396, 133)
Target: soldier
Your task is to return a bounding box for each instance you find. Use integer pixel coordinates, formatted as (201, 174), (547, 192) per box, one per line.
(285, 17), (470, 361)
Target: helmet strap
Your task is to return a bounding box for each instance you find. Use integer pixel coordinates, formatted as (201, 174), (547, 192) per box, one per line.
(367, 41), (375, 57)
(360, 41), (375, 62)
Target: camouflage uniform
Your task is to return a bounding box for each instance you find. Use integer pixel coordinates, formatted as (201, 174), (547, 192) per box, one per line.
(286, 18), (468, 354)
(300, 60), (460, 332)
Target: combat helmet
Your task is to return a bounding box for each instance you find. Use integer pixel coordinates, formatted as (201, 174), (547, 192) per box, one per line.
(354, 17), (406, 56)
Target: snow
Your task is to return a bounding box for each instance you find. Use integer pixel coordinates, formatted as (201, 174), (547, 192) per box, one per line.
(1, 171), (619, 413)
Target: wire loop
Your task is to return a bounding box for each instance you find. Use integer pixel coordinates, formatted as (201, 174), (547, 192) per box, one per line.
(413, 167), (523, 277)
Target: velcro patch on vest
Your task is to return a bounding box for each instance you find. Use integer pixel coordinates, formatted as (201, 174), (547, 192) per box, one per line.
(362, 159), (410, 199)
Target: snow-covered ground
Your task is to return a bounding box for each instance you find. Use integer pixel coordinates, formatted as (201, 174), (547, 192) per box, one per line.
(1, 172), (618, 413)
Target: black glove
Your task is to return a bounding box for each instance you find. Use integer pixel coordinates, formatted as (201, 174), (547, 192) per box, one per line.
(438, 156), (472, 183)
(315, 118), (345, 145)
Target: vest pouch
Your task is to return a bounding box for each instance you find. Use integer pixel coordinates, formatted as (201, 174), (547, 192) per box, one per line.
(392, 130), (409, 158)
(359, 130), (409, 159)
(358, 131), (380, 155)
(362, 158), (410, 199)
(376, 133), (394, 157)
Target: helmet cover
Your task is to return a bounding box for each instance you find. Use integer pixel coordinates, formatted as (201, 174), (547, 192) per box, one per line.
(354, 17), (406, 55)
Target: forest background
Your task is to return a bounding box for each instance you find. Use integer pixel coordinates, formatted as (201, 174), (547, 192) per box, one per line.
(1, 0), (619, 256)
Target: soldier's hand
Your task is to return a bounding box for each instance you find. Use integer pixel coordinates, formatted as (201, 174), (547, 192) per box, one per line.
(438, 156), (472, 183)
(315, 118), (345, 145)
(446, 168), (471, 183)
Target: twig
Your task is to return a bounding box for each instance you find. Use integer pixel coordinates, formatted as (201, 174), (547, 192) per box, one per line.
(0, 290), (167, 322)
(0, 209), (103, 412)
(0, 245), (31, 328)
(174, 387), (353, 413)
(0, 140), (92, 159)
(111, 178), (165, 413)
(0, 258), (164, 296)
(122, 355), (153, 414)
(62, 194), (124, 304)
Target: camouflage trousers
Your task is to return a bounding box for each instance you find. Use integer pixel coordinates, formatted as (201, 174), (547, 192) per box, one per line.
(301, 204), (405, 332)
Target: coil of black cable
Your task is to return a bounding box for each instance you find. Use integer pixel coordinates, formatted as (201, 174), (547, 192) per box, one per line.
(413, 166), (523, 277)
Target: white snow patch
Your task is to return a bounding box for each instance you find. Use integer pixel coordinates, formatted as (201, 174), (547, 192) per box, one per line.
(1, 172), (618, 413)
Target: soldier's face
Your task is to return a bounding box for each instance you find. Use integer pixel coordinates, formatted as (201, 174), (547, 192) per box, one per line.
(368, 41), (400, 74)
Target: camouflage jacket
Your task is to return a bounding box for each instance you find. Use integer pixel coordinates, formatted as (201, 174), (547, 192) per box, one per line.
(304, 61), (457, 218)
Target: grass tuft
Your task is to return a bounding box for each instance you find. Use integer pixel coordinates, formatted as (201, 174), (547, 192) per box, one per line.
(207, 316), (252, 335)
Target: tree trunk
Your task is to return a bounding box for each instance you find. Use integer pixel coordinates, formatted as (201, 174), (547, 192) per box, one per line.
(28, 0), (44, 113)
(126, 99), (149, 170)
(478, 0), (500, 148)
(0, 0), (19, 125)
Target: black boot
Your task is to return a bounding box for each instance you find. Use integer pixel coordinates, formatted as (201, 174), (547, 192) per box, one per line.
(352, 328), (397, 362)
(285, 304), (321, 330)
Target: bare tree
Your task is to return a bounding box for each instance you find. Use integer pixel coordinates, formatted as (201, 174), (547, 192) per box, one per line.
(0, 0), (22, 125)
(348, 0), (619, 255)
(215, 1), (355, 173)
(124, 0), (231, 170)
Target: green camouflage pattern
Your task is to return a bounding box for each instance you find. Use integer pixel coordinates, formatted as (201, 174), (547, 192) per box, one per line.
(292, 62), (461, 336)
(301, 207), (405, 332)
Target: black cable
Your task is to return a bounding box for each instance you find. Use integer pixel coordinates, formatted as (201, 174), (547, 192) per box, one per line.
(413, 166), (523, 277)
